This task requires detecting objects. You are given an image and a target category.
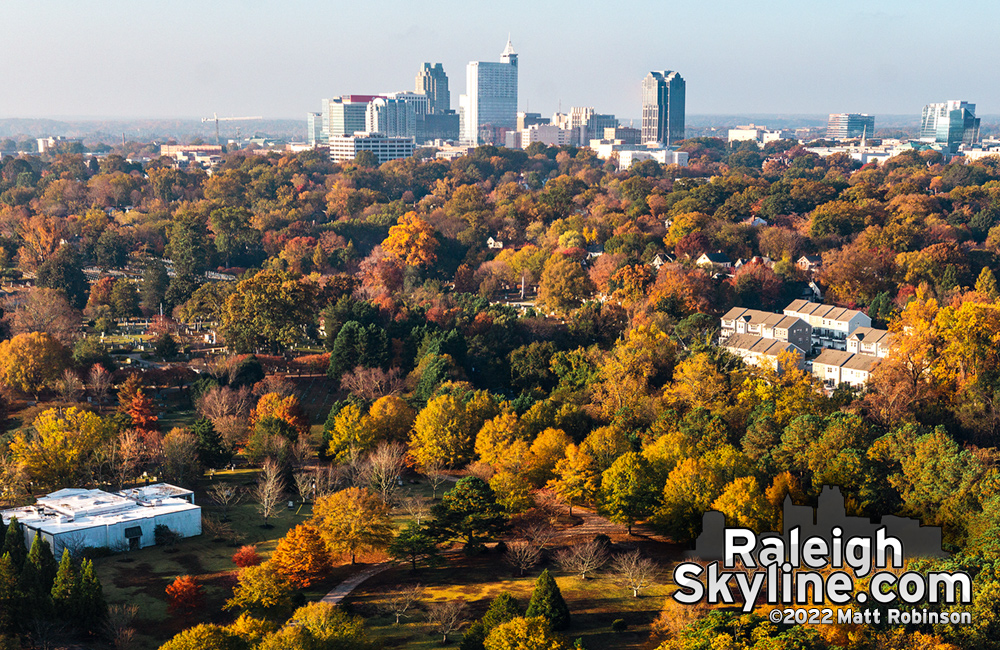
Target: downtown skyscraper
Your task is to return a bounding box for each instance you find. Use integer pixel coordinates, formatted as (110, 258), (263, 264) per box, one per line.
(460, 37), (518, 145)
(641, 71), (685, 146)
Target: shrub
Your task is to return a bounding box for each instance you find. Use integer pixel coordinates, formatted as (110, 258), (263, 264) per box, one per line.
(612, 618), (627, 633)
(232, 545), (262, 568)
(155, 524), (181, 547)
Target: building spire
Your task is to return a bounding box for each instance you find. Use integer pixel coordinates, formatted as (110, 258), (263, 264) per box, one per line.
(502, 34), (516, 57)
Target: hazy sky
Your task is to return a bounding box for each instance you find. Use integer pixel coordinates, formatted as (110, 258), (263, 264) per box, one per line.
(3, 0), (999, 121)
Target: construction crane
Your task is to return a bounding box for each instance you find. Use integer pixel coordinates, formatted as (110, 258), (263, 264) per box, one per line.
(201, 113), (263, 145)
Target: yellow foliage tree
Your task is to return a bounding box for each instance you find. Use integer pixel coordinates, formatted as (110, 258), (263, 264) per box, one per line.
(381, 212), (438, 268)
(367, 395), (416, 442)
(311, 487), (393, 564)
(409, 394), (477, 468)
(523, 428), (571, 488)
(0, 332), (67, 397)
(484, 616), (568, 650)
(10, 407), (111, 489)
(475, 412), (527, 470)
(547, 443), (599, 515)
(326, 403), (376, 463)
(711, 476), (771, 532)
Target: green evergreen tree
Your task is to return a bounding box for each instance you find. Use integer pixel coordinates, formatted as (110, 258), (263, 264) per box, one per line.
(430, 477), (508, 549)
(388, 522), (440, 571)
(74, 558), (107, 634)
(328, 320), (363, 380)
(360, 324), (389, 369)
(525, 569), (570, 631)
(193, 417), (231, 468)
(37, 244), (88, 309)
(2, 518), (25, 572)
(0, 553), (18, 635)
(461, 592), (521, 650)
(19, 533), (56, 619)
(141, 259), (169, 313)
(50, 548), (76, 617)
(940, 264), (959, 292)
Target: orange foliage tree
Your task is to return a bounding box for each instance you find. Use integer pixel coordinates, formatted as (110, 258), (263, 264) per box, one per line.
(251, 392), (308, 435)
(166, 575), (204, 616)
(232, 545), (262, 568)
(381, 212), (438, 268)
(269, 524), (334, 587)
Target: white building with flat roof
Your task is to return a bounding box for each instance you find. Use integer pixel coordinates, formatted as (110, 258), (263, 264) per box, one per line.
(328, 132), (416, 164)
(1, 483), (201, 557)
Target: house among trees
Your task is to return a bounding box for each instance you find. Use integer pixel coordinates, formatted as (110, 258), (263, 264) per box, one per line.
(796, 255), (823, 272)
(847, 327), (893, 358)
(486, 237), (504, 250)
(696, 251), (732, 269)
(0, 483), (201, 557)
(719, 307), (812, 353)
(721, 333), (805, 372)
(782, 300), (871, 352)
(811, 348), (881, 391)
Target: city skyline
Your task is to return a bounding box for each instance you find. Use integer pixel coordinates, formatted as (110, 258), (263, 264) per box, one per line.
(4, 0), (1000, 121)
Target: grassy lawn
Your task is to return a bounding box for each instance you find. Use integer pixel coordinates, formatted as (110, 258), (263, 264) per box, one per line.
(346, 547), (674, 650)
(92, 469), (325, 650)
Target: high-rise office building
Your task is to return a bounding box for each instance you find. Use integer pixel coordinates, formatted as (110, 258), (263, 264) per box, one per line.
(920, 100), (980, 152)
(306, 112), (323, 146)
(827, 114), (875, 140)
(327, 95), (379, 138)
(415, 63), (450, 114)
(460, 37), (519, 145)
(366, 98), (417, 138)
(641, 71), (685, 146)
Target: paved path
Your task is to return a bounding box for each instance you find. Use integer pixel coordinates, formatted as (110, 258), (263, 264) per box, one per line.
(320, 563), (394, 605)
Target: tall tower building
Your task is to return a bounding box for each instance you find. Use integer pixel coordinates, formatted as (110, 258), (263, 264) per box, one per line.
(415, 63), (450, 114)
(920, 100), (980, 152)
(827, 113), (875, 140)
(641, 71), (685, 146)
(460, 37), (519, 145)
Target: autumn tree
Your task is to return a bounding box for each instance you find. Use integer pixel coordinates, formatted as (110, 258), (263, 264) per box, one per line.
(310, 487), (393, 564)
(166, 575), (204, 617)
(547, 443), (599, 515)
(0, 331), (67, 397)
(225, 562), (295, 618)
(10, 407), (111, 489)
(600, 452), (659, 535)
(483, 616), (569, 650)
(220, 269), (316, 353)
(409, 394), (478, 468)
(269, 524), (333, 587)
(381, 212), (439, 267)
(538, 254), (594, 314)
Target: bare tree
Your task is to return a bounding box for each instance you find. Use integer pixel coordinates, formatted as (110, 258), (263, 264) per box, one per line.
(339, 366), (405, 400)
(379, 584), (424, 624)
(254, 459), (286, 526)
(56, 532), (90, 560)
(401, 493), (431, 525)
(361, 441), (407, 504)
(196, 385), (253, 422)
(556, 539), (609, 580)
(88, 364), (113, 407)
(610, 549), (658, 597)
(56, 369), (84, 402)
(422, 460), (449, 500)
(426, 600), (468, 644)
(252, 374), (297, 398)
(504, 541), (541, 577)
(293, 472), (315, 503)
(202, 516), (240, 544)
(314, 466), (349, 499)
(214, 415), (249, 451)
(104, 603), (139, 650)
(208, 482), (243, 521)
(7, 287), (81, 345)
(523, 521), (557, 552)
(0, 455), (29, 507)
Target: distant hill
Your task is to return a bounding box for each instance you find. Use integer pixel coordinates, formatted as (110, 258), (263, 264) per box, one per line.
(0, 118), (306, 144)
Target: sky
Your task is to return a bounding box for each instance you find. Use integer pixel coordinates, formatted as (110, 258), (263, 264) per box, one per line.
(2, 0), (999, 122)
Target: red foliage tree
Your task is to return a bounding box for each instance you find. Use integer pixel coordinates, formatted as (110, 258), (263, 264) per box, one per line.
(232, 545), (262, 568)
(165, 575), (203, 616)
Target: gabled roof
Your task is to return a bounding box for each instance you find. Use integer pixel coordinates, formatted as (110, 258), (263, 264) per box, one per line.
(721, 308), (807, 330)
(699, 252), (732, 264)
(813, 349), (881, 372)
(723, 333), (804, 357)
(784, 300), (866, 323)
(798, 255), (823, 264)
(849, 327), (893, 346)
